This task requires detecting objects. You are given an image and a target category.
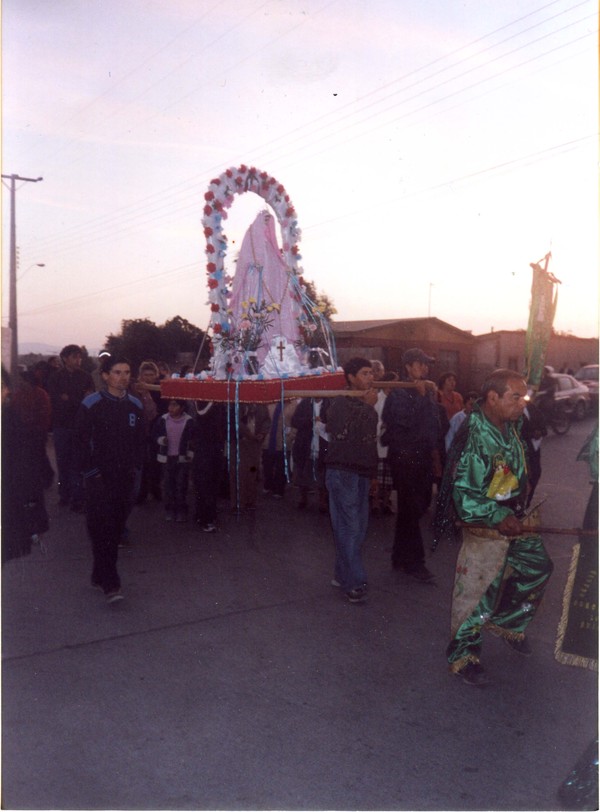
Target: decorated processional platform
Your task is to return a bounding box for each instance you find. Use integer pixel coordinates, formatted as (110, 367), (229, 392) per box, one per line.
(161, 164), (345, 403)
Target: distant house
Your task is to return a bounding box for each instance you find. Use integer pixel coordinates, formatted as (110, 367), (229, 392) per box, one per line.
(332, 317), (474, 386)
(331, 318), (599, 391)
(472, 329), (599, 388)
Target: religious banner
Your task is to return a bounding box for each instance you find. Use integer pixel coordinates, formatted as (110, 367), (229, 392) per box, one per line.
(524, 252), (560, 388)
(554, 537), (598, 671)
(555, 428), (598, 671)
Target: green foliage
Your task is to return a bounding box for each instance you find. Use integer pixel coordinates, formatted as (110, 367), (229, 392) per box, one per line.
(301, 278), (336, 321)
(298, 278), (337, 359)
(104, 316), (207, 373)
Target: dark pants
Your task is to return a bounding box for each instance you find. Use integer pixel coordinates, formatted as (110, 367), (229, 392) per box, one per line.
(390, 456), (432, 571)
(137, 439), (162, 502)
(164, 458), (189, 512)
(193, 444), (223, 525)
(53, 427), (83, 505)
(86, 471), (134, 593)
(262, 449), (287, 496)
(526, 446), (542, 508)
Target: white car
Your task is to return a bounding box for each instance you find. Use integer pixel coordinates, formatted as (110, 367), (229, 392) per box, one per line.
(574, 365), (598, 408)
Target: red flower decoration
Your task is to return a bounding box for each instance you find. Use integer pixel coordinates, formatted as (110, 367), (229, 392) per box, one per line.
(213, 323), (222, 333)
(226, 169), (233, 177)
(206, 262), (216, 272)
(269, 178), (276, 185)
(204, 227), (213, 237)
(206, 244), (215, 254)
(210, 178), (221, 185)
(208, 278), (218, 289)
(203, 204), (213, 215)
(277, 185), (284, 194)
(214, 200), (223, 211)
(285, 207), (295, 218)
(260, 172), (268, 179)
(204, 191), (215, 201)
(239, 164), (247, 173)
(211, 303), (220, 312)
(291, 245), (299, 255)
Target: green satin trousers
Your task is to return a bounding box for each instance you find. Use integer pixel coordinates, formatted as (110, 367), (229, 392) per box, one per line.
(447, 535), (553, 671)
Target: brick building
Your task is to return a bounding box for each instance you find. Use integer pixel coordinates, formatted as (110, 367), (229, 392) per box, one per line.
(331, 318), (598, 392)
(332, 318), (474, 387)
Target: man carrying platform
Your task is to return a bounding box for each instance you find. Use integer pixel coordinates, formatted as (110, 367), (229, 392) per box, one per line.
(447, 368), (554, 686)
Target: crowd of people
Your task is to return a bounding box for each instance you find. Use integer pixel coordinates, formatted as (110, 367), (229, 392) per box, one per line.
(4, 342), (593, 688)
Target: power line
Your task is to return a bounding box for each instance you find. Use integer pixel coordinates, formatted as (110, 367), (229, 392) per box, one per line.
(10, 0), (595, 283)
(242, 1), (594, 167)
(9, 0), (244, 169)
(13, 0), (582, 251)
(23, 20), (595, 262)
(259, 24), (595, 176)
(302, 134), (597, 233)
(21, 8), (594, 261)
(17, 131), (595, 320)
(19, 262), (199, 318)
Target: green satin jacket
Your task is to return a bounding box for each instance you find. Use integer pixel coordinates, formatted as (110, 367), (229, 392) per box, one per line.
(452, 405), (528, 527)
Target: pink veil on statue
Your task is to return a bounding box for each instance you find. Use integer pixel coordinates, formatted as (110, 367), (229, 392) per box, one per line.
(229, 210), (301, 364)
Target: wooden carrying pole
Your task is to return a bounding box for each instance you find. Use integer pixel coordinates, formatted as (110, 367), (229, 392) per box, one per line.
(147, 380), (434, 399)
(458, 522), (596, 537)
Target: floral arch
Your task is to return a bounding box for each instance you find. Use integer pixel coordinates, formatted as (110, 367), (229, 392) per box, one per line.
(202, 164), (334, 380)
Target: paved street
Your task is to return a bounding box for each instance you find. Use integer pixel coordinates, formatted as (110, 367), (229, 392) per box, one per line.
(2, 416), (597, 810)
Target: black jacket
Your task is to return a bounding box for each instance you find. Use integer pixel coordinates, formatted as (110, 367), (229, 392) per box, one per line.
(75, 390), (144, 479)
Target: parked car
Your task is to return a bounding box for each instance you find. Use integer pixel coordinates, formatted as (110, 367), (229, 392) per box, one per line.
(548, 373), (591, 420)
(574, 364), (598, 408)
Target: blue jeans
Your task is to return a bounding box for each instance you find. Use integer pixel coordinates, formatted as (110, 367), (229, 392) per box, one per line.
(325, 468), (370, 591)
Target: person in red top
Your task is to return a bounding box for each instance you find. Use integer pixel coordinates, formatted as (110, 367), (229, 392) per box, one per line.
(437, 372), (464, 420)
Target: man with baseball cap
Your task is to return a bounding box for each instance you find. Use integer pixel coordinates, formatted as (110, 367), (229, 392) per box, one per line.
(382, 347), (441, 581)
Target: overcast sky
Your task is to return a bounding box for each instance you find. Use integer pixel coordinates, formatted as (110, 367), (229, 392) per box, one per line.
(2, 0), (598, 353)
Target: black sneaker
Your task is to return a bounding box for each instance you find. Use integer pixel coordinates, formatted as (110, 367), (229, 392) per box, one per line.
(458, 662), (490, 686)
(406, 565), (435, 582)
(503, 635), (532, 656)
(106, 590), (124, 604)
(346, 586), (367, 604)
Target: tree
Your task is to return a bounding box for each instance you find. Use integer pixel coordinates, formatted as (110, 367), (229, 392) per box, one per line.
(301, 278), (337, 321)
(161, 316), (207, 360)
(103, 316), (207, 373)
(104, 318), (166, 372)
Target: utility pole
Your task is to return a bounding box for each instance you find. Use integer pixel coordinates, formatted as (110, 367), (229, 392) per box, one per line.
(1, 173), (43, 380)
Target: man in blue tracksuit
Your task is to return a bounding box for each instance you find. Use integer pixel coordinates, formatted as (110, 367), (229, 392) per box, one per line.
(75, 356), (144, 603)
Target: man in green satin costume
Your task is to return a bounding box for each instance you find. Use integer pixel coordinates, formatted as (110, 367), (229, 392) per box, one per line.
(447, 369), (554, 686)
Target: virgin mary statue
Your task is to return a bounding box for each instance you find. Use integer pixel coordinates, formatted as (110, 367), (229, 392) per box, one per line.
(229, 210), (302, 368)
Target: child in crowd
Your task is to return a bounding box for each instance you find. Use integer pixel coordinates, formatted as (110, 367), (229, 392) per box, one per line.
(154, 399), (194, 522)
